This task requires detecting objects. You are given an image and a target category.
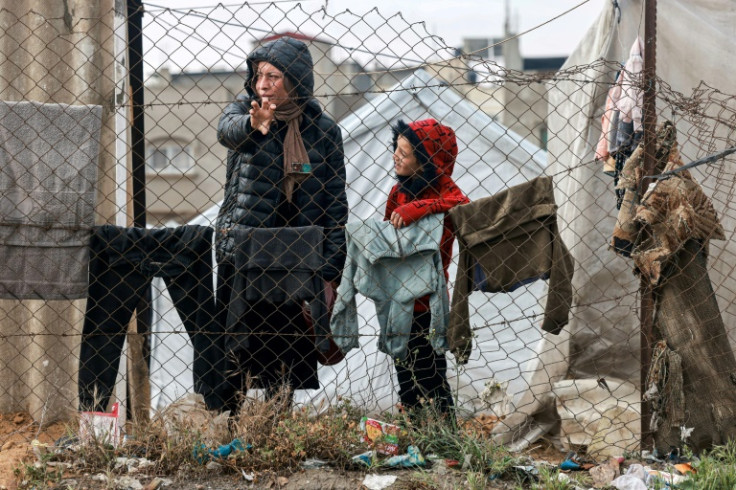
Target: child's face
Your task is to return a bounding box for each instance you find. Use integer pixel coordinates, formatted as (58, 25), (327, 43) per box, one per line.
(393, 135), (422, 177)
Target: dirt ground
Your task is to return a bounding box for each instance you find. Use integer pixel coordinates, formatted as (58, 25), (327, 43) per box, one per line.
(46, 468), (473, 490)
(0, 411), (569, 490)
(0, 412), (68, 490)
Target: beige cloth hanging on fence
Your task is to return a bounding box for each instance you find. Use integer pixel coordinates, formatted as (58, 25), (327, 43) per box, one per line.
(631, 125), (736, 452)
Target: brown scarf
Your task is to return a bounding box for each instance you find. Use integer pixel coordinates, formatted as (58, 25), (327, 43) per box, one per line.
(273, 99), (309, 203)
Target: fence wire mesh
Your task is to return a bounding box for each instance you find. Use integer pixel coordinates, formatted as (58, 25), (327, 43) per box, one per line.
(0, 0), (735, 473)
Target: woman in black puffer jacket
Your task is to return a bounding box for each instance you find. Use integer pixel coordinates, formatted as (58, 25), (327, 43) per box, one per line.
(215, 36), (348, 414)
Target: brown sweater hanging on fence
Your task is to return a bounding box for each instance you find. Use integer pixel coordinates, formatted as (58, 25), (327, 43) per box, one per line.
(448, 176), (574, 363)
(620, 122), (736, 452)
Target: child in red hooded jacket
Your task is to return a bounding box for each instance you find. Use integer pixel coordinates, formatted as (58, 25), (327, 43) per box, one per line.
(386, 119), (469, 419)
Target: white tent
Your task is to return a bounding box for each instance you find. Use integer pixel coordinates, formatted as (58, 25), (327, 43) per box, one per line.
(149, 68), (551, 421)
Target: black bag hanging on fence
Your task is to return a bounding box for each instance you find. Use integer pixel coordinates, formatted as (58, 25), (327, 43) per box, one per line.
(226, 225), (342, 364)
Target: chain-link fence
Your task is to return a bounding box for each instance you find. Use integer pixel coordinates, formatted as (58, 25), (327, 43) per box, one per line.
(1, 0), (735, 469)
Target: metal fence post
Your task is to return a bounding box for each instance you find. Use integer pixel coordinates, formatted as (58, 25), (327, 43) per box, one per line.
(639, 0), (658, 452)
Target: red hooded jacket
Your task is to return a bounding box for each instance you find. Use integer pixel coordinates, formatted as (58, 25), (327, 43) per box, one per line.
(384, 119), (469, 311)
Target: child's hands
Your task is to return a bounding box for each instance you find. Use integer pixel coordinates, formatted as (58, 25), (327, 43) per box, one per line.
(390, 211), (406, 229)
(250, 97), (277, 135)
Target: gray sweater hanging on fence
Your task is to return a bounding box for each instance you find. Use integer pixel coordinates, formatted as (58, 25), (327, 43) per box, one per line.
(0, 100), (102, 299)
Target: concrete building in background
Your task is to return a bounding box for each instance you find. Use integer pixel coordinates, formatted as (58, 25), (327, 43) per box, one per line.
(144, 68), (242, 226)
(425, 23), (565, 151)
(448, 0), (564, 151)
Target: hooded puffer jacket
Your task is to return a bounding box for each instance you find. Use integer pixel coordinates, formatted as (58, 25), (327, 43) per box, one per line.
(216, 37), (348, 281)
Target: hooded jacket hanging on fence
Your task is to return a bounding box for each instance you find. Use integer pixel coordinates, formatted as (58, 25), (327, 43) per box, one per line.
(330, 214), (449, 360)
(448, 176), (574, 363)
(215, 36), (348, 282)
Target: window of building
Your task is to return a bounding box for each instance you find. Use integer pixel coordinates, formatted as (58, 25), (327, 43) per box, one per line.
(146, 141), (194, 174)
(538, 125), (548, 151)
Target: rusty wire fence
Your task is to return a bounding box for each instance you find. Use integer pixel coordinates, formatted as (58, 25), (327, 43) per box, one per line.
(0, 1), (735, 463)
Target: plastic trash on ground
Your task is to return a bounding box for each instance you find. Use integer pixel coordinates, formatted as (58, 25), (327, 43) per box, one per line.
(611, 474), (648, 490)
(193, 438), (249, 463)
(360, 417), (401, 455)
(559, 459), (582, 471)
(384, 445), (425, 467)
(646, 469), (687, 486)
(362, 474), (398, 490)
(611, 463), (691, 489)
(674, 462), (695, 474)
(559, 452), (595, 471)
(300, 458), (329, 469)
(351, 450), (375, 466)
(79, 402), (121, 448)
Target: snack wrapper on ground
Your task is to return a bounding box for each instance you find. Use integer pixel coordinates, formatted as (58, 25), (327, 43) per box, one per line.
(360, 417), (400, 455)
